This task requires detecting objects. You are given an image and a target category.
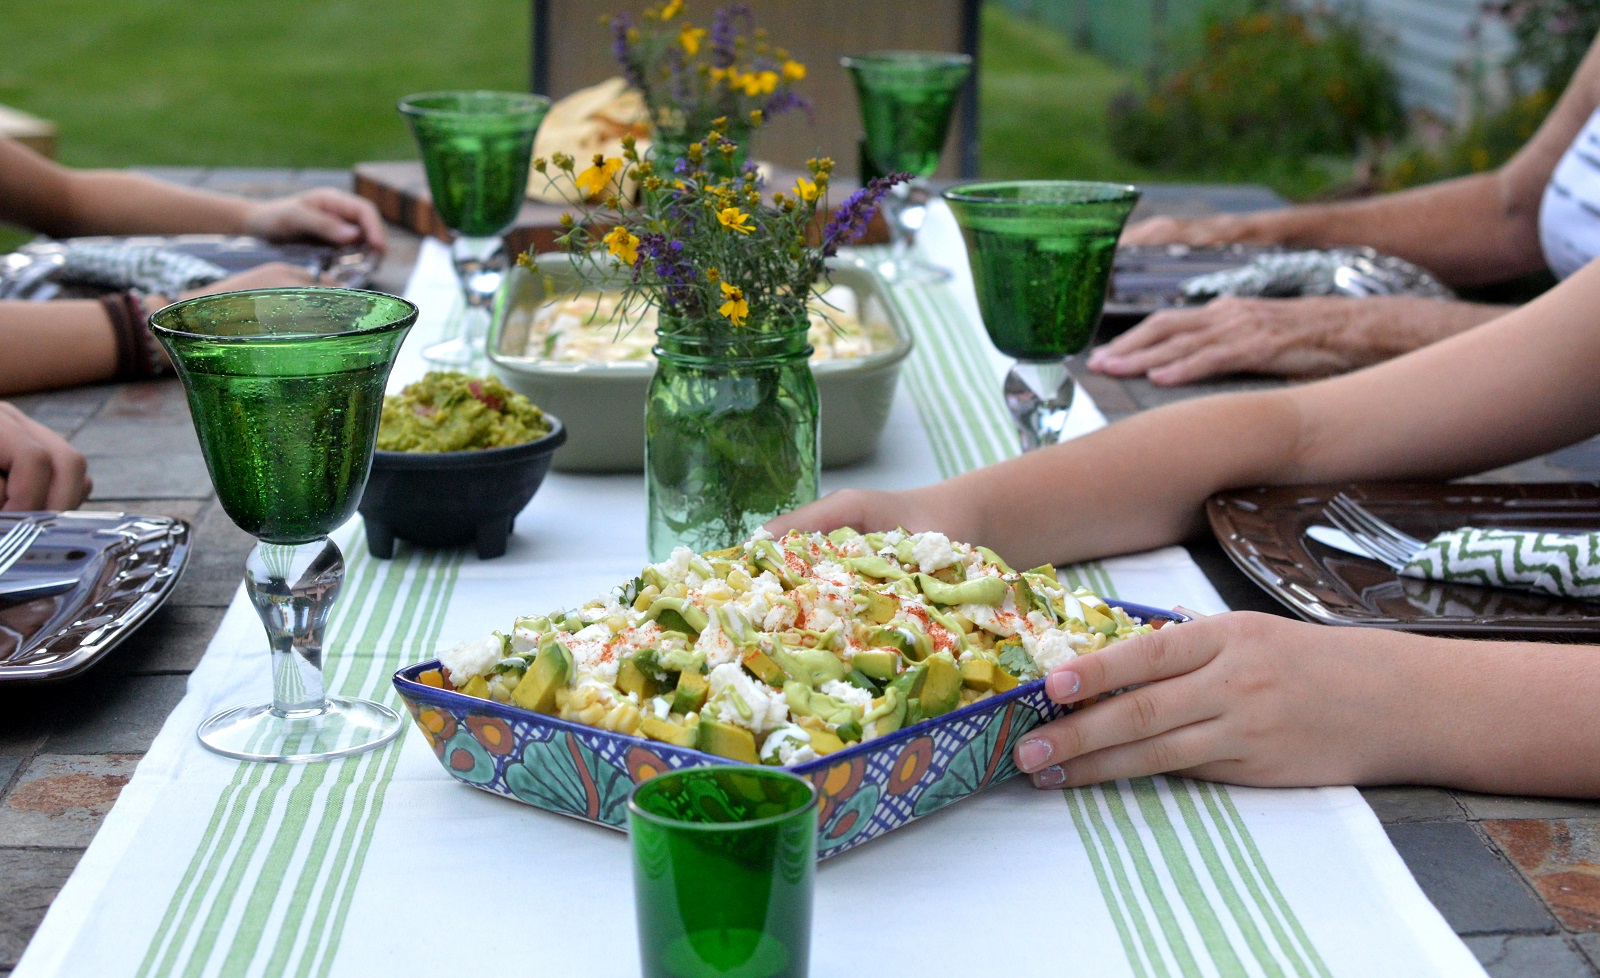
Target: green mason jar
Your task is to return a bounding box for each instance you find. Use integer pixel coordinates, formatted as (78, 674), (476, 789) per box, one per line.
(646, 318), (818, 560)
(649, 122), (753, 180)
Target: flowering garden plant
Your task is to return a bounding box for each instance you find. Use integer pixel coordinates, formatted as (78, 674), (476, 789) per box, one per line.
(611, 1), (811, 148)
(526, 117), (908, 337)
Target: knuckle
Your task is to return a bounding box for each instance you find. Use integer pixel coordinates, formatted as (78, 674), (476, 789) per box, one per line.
(1126, 688), (1164, 737)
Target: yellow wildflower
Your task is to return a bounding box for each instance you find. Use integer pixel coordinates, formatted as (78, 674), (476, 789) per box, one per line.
(603, 226), (640, 265)
(705, 267), (720, 283)
(717, 206), (753, 234)
(718, 281), (748, 326)
(794, 177), (819, 203)
(575, 156), (624, 199)
(680, 25), (706, 55)
(781, 60), (806, 82)
(659, 0), (683, 20)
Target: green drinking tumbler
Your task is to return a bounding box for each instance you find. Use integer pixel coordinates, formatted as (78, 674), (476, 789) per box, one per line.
(629, 765), (818, 978)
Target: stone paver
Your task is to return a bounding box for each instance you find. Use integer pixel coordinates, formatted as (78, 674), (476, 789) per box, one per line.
(1485, 819), (1600, 931)
(167, 500), (256, 608)
(1466, 934), (1599, 978)
(17, 674), (187, 755)
(1577, 932), (1600, 972)
(1385, 822), (1558, 934)
(1362, 786), (1468, 824)
(106, 604), (226, 676)
(0, 754), (140, 847)
(0, 849), (81, 971)
(1459, 793), (1600, 820)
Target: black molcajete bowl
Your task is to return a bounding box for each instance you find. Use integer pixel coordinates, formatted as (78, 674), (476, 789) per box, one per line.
(357, 418), (566, 560)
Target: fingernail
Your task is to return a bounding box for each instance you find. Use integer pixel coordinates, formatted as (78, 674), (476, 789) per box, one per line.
(1033, 765), (1066, 788)
(1046, 669), (1080, 701)
(1017, 738), (1052, 771)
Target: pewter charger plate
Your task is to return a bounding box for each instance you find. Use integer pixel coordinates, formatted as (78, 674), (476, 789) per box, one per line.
(0, 511), (191, 681)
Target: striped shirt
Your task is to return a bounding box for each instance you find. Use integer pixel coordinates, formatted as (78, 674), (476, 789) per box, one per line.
(1539, 107), (1600, 279)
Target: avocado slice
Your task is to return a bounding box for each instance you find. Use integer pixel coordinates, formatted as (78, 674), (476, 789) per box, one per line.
(616, 655), (661, 700)
(461, 674), (492, 700)
(741, 648), (786, 686)
(806, 726), (847, 755)
(645, 596), (709, 636)
(827, 527), (861, 546)
(671, 669), (710, 715)
(511, 641), (573, 715)
(862, 686), (907, 736)
(959, 657), (999, 691)
(640, 714), (699, 749)
(918, 652), (963, 718)
(913, 573), (1009, 608)
(975, 546), (1016, 574)
(853, 648), (902, 682)
(844, 555), (908, 581)
(696, 718), (759, 763)
(867, 625), (932, 662)
(856, 588), (898, 624)
(770, 645), (849, 687)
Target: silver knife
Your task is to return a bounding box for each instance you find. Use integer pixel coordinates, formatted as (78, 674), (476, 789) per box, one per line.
(0, 576), (80, 601)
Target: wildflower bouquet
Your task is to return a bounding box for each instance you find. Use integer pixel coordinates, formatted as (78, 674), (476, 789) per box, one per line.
(524, 121), (908, 557)
(610, 1), (810, 160)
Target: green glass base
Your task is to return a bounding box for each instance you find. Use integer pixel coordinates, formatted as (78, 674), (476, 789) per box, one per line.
(197, 696), (402, 763)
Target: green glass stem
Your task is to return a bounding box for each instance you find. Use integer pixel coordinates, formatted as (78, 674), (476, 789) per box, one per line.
(646, 322), (818, 561)
(630, 766), (817, 978)
(943, 181), (1140, 451)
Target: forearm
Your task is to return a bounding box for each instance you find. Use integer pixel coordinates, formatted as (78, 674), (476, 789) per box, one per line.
(910, 391), (1309, 568)
(1324, 297), (1512, 368)
(50, 170), (254, 238)
(0, 301), (119, 395)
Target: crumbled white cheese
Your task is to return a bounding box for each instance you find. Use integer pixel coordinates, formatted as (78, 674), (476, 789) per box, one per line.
(1033, 629), (1081, 674)
(760, 724), (816, 765)
(820, 680), (873, 713)
(649, 696), (672, 720)
(762, 601), (798, 632)
(695, 624), (742, 669)
(912, 531), (958, 573)
(708, 662), (789, 733)
(652, 547), (696, 584)
(567, 623), (620, 685)
(440, 635), (503, 683)
(750, 526), (775, 542)
(812, 560), (852, 586)
(963, 602), (1021, 637)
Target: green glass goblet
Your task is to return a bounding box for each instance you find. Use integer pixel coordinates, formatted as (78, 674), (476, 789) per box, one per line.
(630, 765), (817, 978)
(943, 181), (1140, 451)
(841, 51), (972, 285)
(152, 288), (417, 763)
(398, 90), (550, 368)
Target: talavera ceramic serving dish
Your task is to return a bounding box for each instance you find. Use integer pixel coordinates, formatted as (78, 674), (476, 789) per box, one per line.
(392, 599), (1183, 859)
(485, 253), (914, 473)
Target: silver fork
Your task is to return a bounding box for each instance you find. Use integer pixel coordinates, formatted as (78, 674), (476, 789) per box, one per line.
(0, 519), (43, 578)
(1322, 493), (1426, 570)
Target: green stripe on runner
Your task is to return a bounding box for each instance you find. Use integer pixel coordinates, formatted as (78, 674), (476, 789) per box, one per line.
(310, 551), (463, 978)
(1086, 783), (1189, 976)
(893, 284), (1013, 468)
(1100, 781), (1205, 977)
(1207, 784), (1334, 978)
(888, 287), (980, 475)
(905, 283), (1018, 462)
(895, 342), (963, 479)
(242, 550), (444, 977)
(1194, 782), (1320, 978)
(1167, 780), (1293, 978)
(1065, 788), (1160, 978)
(1128, 777), (1247, 977)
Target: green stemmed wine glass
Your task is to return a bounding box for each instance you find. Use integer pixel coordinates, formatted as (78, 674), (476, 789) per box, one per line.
(152, 288), (416, 763)
(398, 90), (550, 367)
(842, 51), (972, 285)
(943, 181), (1140, 451)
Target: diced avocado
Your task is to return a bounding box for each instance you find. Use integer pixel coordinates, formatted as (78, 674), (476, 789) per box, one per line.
(696, 718), (759, 763)
(770, 646), (848, 687)
(641, 566), (671, 591)
(741, 649), (786, 686)
(827, 527), (861, 546)
(894, 537), (917, 566)
(867, 625), (932, 662)
(889, 663), (927, 702)
(1081, 605), (1116, 634)
(976, 546), (1016, 574)
(853, 648), (902, 682)
(856, 588), (898, 624)
(862, 686), (907, 736)
(461, 675), (492, 700)
(656, 646), (706, 675)
(835, 719), (863, 743)
(960, 657), (1000, 691)
(1026, 564), (1060, 584)
(645, 596), (709, 636)
(990, 668), (1020, 693)
(843, 555), (907, 581)
(640, 714), (700, 748)
(807, 726), (847, 755)
(913, 573), (1008, 607)
(783, 681), (864, 726)
(511, 641), (573, 715)
(703, 544), (742, 559)
(919, 652), (962, 718)
(616, 656), (661, 700)
(671, 669), (710, 715)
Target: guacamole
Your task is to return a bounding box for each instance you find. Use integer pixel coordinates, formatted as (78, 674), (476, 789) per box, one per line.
(377, 372), (551, 452)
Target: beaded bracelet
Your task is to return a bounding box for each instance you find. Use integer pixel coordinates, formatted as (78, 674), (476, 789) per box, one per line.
(99, 291), (171, 380)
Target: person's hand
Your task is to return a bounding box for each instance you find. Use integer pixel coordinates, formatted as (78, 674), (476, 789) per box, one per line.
(178, 262), (318, 298)
(1012, 612), (1411, 789)
(762, 486), (971, 540)
(0, 403), (90, 510)
(1086, 296), (1374, 384)
(1120, 214), (1273, 248)
(241, 188), (387, 255)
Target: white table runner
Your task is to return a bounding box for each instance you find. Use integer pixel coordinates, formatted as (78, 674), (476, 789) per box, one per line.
(14, 212), (1484, 978)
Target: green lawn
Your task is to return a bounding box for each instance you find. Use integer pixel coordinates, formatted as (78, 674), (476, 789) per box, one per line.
(1, 3), (1342, 199)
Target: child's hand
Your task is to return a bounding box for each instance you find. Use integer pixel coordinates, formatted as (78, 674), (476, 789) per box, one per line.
(1013, 611), (1414, 789)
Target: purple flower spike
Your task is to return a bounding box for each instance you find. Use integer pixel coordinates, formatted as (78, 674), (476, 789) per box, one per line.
(710, 5), (751, 69)
(612, 15), (646, 91)
(821, 173), (911, 257)
(762, 89), (813, 122)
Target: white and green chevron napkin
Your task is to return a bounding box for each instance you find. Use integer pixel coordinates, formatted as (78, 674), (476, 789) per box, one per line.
(1401, 527), (1600, 600)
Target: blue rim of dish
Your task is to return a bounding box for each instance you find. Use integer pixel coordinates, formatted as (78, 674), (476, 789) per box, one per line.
(392, 599), (1188, 773)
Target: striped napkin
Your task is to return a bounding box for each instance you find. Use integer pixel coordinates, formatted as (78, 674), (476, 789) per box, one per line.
(56, 241), (228, 294)
(1400, 527), (1600, 600)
